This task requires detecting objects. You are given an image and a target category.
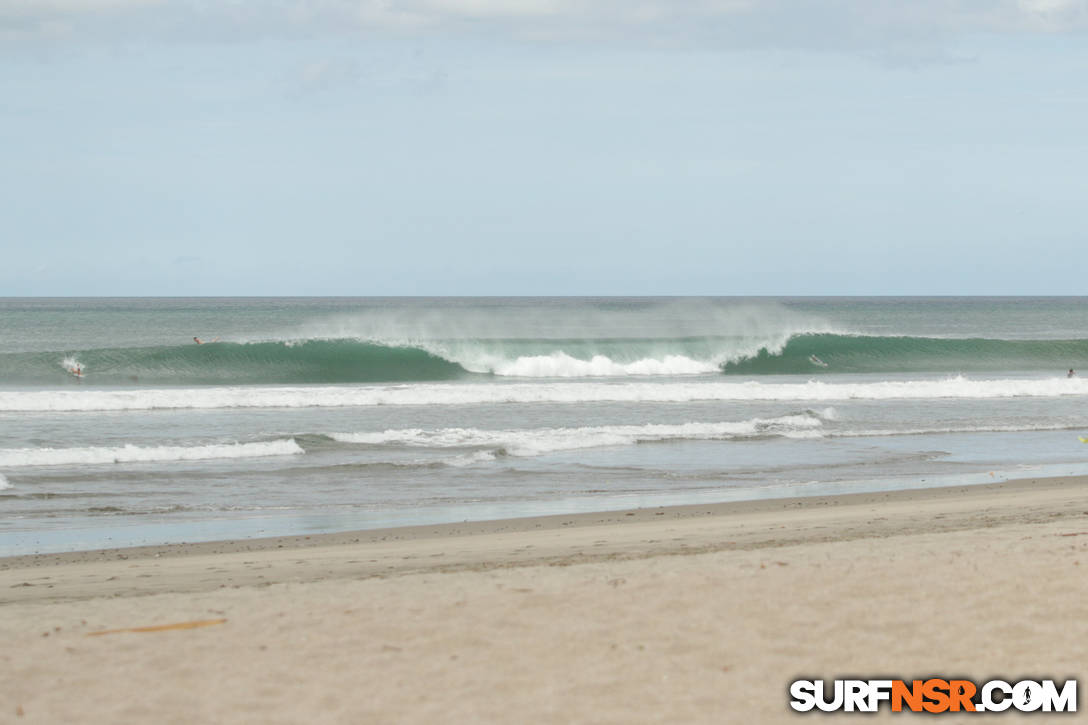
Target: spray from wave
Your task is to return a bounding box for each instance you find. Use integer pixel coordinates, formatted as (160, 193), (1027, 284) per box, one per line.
(60, 356), (84, 376)
(231, 297), (826, 380)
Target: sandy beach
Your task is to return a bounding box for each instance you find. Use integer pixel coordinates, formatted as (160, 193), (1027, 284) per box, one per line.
(3, 475), (1087, 723)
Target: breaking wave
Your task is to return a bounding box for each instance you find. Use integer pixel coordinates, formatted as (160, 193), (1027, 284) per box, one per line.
(331, 414), (828, 457)
(0, 439), (304, 467)
(3, 332), (1086, 387)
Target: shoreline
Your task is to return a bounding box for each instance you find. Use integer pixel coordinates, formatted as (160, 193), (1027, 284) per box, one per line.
(4, 473), (1088, 604)
(3, 473), (1083, 566)
(4, 472), (1087, 722)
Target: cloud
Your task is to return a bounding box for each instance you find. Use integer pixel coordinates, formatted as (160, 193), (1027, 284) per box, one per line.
(0, 0), (160, 29)
(250, 0), (1088, 34)
(0, 0), (158, 47)
(1016, 0), (1088, 29)
(0, 0), (158, 11)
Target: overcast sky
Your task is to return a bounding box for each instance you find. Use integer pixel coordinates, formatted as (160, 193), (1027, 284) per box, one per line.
(2, 0), (1087, 296)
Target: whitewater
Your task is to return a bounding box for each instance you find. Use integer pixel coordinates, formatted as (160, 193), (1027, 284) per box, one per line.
(2, 376), (1088, 412)
(4, 296), (1088, 555)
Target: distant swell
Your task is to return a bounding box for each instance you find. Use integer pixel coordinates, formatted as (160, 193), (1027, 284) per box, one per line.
(0, 440), (303, 467)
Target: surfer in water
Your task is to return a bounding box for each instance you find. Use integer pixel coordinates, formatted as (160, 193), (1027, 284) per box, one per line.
(1069, 369), (1076, 378)
(193, 337), (220, 345)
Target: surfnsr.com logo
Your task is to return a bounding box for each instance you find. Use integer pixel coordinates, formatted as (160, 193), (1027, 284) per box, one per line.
(789, 679), (1077, 713)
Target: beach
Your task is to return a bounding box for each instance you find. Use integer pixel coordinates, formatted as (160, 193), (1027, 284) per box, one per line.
(4, 475), (1087, 723)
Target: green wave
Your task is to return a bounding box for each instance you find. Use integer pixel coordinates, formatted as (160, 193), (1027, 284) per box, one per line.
(0, 340), (469, 385)
(722, 334), (1088, 375)
(2, 333), (1086, 385)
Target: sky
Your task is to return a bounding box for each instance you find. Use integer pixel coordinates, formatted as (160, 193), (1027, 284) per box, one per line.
(2, 0), (1087, 296)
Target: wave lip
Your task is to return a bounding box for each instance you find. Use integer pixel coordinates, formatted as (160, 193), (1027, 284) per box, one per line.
(331, 414), (826, 458)
(0, 439), (304, 468)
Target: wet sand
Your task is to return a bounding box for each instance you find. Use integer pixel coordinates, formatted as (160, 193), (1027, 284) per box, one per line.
(3, 475), (1087, 722)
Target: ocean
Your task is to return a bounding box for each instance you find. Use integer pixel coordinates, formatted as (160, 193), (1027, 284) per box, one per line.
(3, 296), (1088, 555)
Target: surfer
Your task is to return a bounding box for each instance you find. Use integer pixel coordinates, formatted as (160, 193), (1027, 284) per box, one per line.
(809, 355), (828, 368)
(1069, 369), (1076, 378)
(194, 337), (220, 345)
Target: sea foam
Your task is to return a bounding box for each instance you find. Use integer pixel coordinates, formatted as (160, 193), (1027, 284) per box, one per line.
(331, 414), (826, 457)
(0, 439), (304, 467)
(481, 352), (718, 377)
(2, 376), (1087, 412)
(329, 416), (1087, 462)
